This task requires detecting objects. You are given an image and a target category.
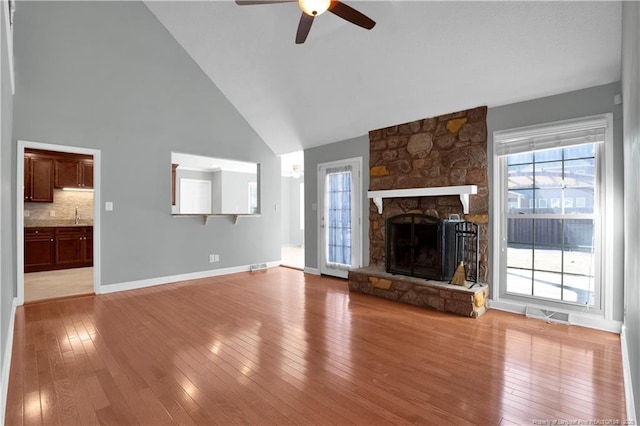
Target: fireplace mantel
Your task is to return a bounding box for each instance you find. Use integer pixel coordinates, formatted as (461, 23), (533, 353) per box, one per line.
(368, 185), (478, 214)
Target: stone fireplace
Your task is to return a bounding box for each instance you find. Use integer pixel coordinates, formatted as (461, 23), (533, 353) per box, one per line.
(348, 106), (490, 318)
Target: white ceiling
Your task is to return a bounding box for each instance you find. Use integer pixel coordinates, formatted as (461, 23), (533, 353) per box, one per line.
(145, 1), (622, 155)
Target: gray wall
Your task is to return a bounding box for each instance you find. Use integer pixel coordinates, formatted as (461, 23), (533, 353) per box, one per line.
(487, 82), (624, 320)
(221, 171), (255, 214)
(622, 1), (640, 418)
(12, 1), (280, 284)
(281, 175), (303, 247)
(304, 135), (370, 270)
(1, 0), (16, 386)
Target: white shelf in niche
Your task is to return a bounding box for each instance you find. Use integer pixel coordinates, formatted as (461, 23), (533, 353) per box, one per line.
(368, 185), (478, 215)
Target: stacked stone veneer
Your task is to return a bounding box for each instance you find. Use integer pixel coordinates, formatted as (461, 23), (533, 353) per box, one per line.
(368, 106), (489, 282)
(349, 266), (489, 318)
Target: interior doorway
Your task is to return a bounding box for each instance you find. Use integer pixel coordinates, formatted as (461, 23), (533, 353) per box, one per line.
(18, 141), (101, 304)
(280, 151), (305, 270)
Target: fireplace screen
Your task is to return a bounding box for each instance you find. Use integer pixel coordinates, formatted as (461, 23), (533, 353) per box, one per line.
(386, 214), (477, 282)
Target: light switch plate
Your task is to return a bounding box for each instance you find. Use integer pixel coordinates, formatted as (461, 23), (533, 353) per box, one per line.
(105, 201), (113, 211)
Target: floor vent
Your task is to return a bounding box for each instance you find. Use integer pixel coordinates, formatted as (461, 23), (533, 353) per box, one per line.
(525, 306), (570, 324)
(250, 263), (268, 272)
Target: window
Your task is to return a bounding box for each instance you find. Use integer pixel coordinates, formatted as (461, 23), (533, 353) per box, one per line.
(248, 182), (258, 214)
(494, 114), (612, 312)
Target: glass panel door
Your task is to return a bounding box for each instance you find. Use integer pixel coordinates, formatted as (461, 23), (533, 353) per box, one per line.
(319, 159), (361, 278)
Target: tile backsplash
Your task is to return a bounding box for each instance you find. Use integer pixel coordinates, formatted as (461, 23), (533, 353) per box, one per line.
(25, 189), (94, 227)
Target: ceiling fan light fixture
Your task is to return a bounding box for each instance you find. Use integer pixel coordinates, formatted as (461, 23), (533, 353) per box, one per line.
(298, 0), (330, 16)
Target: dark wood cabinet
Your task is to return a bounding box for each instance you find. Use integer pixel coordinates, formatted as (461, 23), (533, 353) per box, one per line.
(83, 228), (93, 263)
(55, 158), (93, 189)
(55, 227), (93, 267)
(24, 226), (93, 272)
(24, 153), (54, 202)
(82, 161), (94, 188)
(24, 228), (55, 272)
(55, 227), (84, 266)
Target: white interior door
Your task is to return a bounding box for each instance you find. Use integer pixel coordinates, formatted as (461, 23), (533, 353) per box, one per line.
(318, 158), (362, 278)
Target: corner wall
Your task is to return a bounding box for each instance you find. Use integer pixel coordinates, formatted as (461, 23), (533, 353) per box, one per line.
(1, 1), (16, 421)
(622, 0), (640, 419)
(12, 1), (281, 286)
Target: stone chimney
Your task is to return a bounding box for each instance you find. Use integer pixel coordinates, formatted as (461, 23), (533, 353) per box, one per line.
(368, 106), (489, 282)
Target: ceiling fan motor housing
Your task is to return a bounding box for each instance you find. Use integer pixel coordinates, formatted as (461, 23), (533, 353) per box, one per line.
(299, 0), (331, 16)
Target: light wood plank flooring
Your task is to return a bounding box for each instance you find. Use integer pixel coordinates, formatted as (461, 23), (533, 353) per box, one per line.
(24, 267), (93, 303)
(6, 267), (627, 425)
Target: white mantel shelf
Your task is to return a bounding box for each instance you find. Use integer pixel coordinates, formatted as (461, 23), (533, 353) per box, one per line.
(368, 185), (478, 214)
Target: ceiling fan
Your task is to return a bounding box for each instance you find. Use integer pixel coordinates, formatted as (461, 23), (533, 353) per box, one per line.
(235, 0), (376, 44)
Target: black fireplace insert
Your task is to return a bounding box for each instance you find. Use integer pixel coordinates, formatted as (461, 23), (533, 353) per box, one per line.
(385, 214), (478, 282)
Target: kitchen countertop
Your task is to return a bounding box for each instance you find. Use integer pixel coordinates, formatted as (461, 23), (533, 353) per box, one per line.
(24, 221), (93, 228)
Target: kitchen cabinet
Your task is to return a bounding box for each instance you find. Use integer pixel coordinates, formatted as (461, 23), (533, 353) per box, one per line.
(24, 228), (55, 272)
(24, 226), (93, 272)
(55, 158), (94, 189)
(24, 153), (54, 202)
(55, 227), (93, 267)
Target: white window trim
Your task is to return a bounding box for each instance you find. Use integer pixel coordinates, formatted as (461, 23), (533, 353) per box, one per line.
(491, 113), (614, 323)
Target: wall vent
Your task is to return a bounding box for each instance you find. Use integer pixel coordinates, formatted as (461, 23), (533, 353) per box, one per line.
(250, 263), (268, 272)
(525, 306), (571, 324)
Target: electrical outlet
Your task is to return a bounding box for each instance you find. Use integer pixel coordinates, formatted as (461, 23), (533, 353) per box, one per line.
(209, 254), (215, 263)
(49, 210), (56, 217)
(24, 210), (30, 217)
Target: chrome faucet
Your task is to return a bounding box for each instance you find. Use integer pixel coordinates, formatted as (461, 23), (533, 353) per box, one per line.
(74, 206), (79, 225)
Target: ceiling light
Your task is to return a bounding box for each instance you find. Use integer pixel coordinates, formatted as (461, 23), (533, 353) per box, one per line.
(298, 0), (330, 16)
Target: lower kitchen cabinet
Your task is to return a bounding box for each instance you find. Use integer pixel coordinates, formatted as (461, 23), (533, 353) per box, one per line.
(25, 226), (93, 272)
(24, 228), (55, 272)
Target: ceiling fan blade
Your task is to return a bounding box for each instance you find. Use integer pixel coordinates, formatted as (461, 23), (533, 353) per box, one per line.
(296, 13), (314, 44)
(235, 0), (296, 5)
(328, 1), (376, 30)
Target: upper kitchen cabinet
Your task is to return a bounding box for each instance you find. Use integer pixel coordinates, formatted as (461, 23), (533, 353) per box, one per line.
(54, 156), (94, 189)
(24, 151), (54, 202)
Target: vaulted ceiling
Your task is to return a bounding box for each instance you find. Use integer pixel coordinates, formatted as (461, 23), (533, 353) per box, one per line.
(145, 1), (622, 155)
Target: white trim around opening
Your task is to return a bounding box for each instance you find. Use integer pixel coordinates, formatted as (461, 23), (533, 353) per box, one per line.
(17, 140), (102, 305)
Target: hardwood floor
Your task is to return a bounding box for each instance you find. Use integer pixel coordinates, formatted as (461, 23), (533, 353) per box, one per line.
(5, 267), (627, 425)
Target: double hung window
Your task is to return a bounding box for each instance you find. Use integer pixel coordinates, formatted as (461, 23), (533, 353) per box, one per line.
(494, 115), (612, 310)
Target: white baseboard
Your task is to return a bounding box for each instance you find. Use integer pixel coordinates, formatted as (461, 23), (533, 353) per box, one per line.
(488, 299), (622, 333)
(99, 261), (281, 295)
(303, 267), (320, 275)
(487, 299), (526, 315)
(1, 297), (18, 426)
(621, 325), (638, 423)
